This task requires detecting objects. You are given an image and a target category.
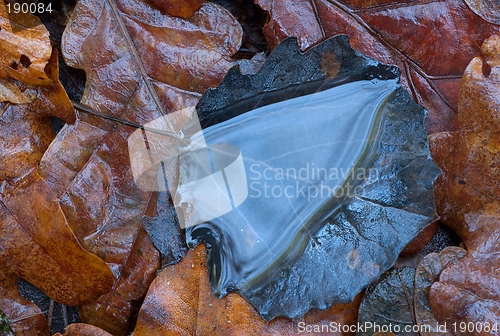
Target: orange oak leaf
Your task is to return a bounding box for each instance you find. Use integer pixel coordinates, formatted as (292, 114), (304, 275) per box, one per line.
(0, 0), (52, 103)
(131, 245), (362, 336)
(255, 0), (500, 133)
(428, 35), (500, 333)
(38, 1), (260, 334)
(0, 51), (114, 334)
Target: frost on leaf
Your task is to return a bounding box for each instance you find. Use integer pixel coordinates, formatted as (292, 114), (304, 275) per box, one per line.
(175, 35), (441, 319)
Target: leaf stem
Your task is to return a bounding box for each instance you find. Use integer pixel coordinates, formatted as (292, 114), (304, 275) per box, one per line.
(71, 101), (181, 138)
(105, 0), (177, 133)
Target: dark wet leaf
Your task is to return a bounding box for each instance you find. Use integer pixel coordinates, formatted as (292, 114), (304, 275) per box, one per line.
(37, 1), (87, 103)
(256, 0), (500, 133)
(0, 0), (52, 91)
(429, 35), (500, 332)
(395, 223), (462, 269)
(143, 191), (187, 270)
(17, 279), (80, 335)
(181, 35), (441, 320)
(211, 0), (269, 57)
(358, 247), (466, 336)
(358, 267), (417, 336)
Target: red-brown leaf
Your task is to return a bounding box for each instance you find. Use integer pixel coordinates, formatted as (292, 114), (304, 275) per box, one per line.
(256, 0), (500, 133)
(428, 35), (500, 333)
(0, 52), (114, 333)
(55, 323), (113, 336)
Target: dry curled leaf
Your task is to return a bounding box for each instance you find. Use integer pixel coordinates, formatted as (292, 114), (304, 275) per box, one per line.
(131, 245), (362, 336)
(256, 0), (500, 133)
(38, 0), (258, 333)
(429, 215), (500, 335)
(0, 52), (114, 334)
(429, 35), (500, 333)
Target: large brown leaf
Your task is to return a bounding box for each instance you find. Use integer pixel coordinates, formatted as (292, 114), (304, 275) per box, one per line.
(255, 0), (500, 133)
(0, 52), (114, 334)
(0, 0), (52, 103)
(38, 1), (258, 334)
(130, 244), (362, 336)
(428, 35), (500, 333)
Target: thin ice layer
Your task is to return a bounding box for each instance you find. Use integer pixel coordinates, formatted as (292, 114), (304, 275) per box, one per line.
(185, 78), (398, 295)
